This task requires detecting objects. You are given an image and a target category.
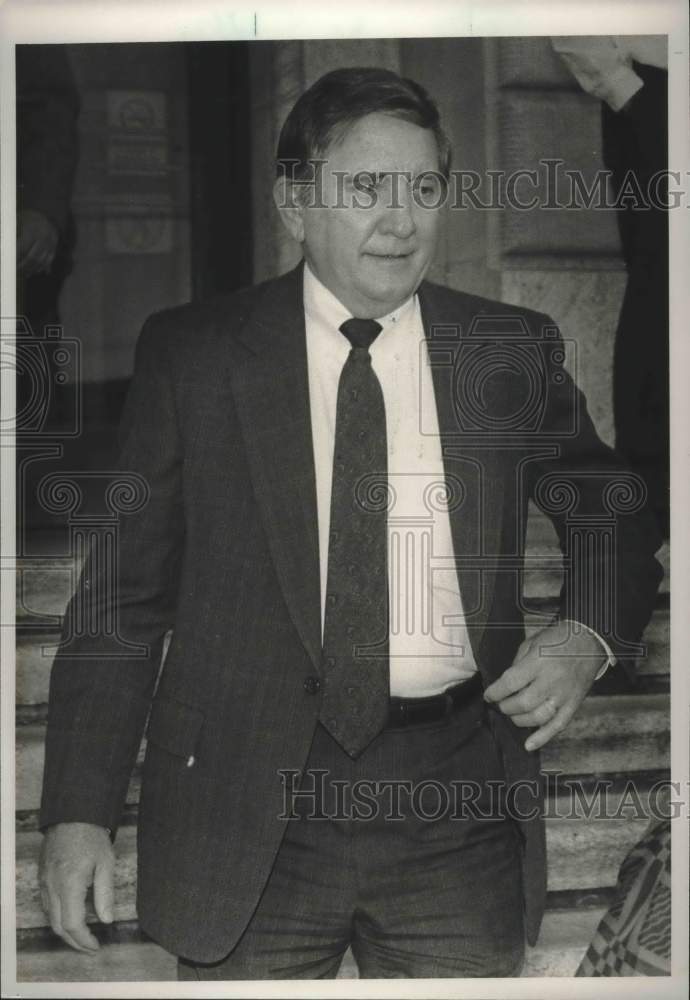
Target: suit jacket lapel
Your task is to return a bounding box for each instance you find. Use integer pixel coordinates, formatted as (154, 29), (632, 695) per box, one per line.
(417, 281), (505, 672)
(228, 262), (323, 673)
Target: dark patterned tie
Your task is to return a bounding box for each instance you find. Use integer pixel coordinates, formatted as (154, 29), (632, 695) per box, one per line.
(319, 318), (390, 757)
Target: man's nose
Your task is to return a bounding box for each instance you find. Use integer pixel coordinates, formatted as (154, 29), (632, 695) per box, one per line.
(378, 186), (417, 239)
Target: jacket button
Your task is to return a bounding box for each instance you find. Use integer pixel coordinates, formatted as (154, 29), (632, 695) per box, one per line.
(303, 676), (321, 695)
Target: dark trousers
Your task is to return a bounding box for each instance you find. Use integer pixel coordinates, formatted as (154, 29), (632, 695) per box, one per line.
(178, 693), (525, 979)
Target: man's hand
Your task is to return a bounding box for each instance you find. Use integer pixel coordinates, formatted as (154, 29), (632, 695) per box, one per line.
(39, 822), (115, 952)
(483, 620), (606, 752)
(18, 209), (59, 276)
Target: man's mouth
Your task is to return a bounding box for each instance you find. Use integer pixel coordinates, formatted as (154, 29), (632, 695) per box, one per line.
(366, 251), (414, 260)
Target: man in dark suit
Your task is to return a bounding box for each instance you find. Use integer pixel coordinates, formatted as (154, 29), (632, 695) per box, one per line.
(38, 67), (662, 979)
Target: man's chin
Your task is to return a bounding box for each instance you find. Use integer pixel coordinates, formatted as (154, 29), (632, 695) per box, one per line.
(359, 272), (425, 312)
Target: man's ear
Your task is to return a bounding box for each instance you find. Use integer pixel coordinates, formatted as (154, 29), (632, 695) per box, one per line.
(273, 177), (305, 243)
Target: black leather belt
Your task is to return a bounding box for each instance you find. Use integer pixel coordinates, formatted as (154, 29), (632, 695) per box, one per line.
(385, 672), (484, 729)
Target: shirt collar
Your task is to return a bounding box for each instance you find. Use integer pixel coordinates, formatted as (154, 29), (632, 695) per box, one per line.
(303, 260), (417, 342)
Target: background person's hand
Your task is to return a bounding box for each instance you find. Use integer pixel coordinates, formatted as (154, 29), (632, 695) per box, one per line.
(39, 822), (115, 952)
(483, 620), (606, 752)
(18, 208), (59, 276)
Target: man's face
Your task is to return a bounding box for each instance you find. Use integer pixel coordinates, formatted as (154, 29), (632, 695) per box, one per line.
(292, 112), (443, 318)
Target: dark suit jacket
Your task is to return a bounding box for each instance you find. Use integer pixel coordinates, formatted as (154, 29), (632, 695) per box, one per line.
(40, 261), (662, 963)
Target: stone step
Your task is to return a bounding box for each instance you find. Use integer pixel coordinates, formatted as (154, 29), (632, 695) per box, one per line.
(523, 514), (669, 597)
(15, 788), (655, 931)
(17, 938), (177, 983)
(521, 906), (605, 976)
(15, 906), (605, 981)
(12, 524), (669, 623)
(15, 692), (670, 815)
(16, 634), (58, 707)
(537, 692), (670, 776)
(13, 555), (78, 625)
(15, 604), (668, 707)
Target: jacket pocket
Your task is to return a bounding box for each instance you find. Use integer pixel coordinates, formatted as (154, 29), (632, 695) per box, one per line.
(145, 695), (204, 761)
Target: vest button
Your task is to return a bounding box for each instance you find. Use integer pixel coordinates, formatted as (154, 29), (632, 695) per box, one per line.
(303, 675), (321, 695)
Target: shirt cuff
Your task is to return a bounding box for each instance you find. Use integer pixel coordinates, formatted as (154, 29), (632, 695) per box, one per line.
(560, 619), (616, 680)
(550, 38), (644, 112)
(598, 64), (644, 112)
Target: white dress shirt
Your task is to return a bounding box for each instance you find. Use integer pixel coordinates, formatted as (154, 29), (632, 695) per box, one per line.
(551, 36), (667, 112)
(305, 262), (481, 697)
(303, 262), (611, 697)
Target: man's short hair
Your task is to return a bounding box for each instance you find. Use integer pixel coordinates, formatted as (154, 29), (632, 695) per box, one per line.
(276, 66), (452, 187)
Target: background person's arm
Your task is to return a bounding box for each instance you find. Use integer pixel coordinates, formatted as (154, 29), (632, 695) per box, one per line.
(16, 44), (79, 275)
(551, 36), (644, 112)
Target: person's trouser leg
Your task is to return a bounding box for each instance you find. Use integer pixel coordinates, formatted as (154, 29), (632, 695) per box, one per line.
(350, 701), (525, 977)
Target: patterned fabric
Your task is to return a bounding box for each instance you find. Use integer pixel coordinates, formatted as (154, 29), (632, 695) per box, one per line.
(319, 319), (390, 757)
(576, 818), (671, 976)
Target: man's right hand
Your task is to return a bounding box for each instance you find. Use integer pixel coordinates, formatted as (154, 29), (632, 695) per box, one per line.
(39, 822), (115, 952)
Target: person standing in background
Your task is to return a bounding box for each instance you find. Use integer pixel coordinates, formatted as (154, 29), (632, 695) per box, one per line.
(16, 43), (80, 336)
(552, 37), (669, 539)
